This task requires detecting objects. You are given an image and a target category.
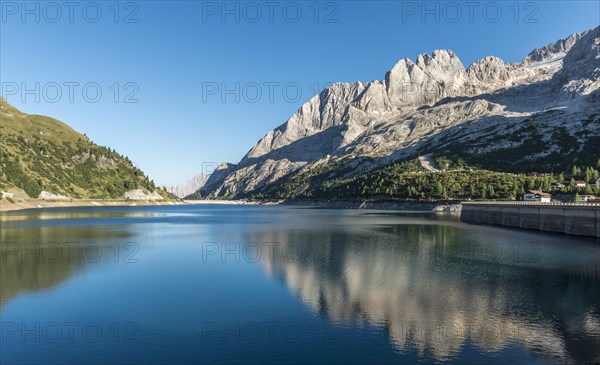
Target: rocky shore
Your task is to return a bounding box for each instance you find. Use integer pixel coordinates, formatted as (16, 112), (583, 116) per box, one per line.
(0, 199), (184, 212)
(1, 198), (462, 213)
(280, 199), (462, 212)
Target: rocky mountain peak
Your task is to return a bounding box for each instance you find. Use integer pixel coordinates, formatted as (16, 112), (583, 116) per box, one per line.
(544, 26), (600, 101)
(196, 27), (600, 199)
(524, 29), (590, 64)
(558, 26), (600, 81)
(384, 50), (467, 109)
(465, 56), (511, 92)
(193, 162), (237, 198)
(166, 172), (210, 198)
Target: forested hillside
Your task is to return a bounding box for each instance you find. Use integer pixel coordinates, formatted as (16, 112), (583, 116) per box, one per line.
(0, 98), (162, 199)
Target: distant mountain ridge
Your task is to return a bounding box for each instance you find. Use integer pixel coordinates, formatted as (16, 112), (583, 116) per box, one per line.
(166, 172), (209, 198)
(198, 26), (600, 199)
(0, 98), (164, 200)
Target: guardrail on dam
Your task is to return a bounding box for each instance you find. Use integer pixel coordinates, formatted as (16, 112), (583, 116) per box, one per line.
(461, 202), (600, 238)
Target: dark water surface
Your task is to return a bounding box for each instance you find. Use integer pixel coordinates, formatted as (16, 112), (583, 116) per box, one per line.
(1, 205), (599, 364)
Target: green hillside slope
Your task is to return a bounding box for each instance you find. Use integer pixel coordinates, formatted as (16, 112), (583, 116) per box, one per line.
(0, 98), (161, 199)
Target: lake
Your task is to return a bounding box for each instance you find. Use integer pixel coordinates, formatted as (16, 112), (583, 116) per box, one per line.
(1, 205), (599, 364)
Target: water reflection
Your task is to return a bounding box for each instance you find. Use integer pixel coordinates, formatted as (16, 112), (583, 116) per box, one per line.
(0, 211), (159, 222)
(0, 225), (135, 307)
(250, 224), (600, 364)
(1, 207), (599, 364)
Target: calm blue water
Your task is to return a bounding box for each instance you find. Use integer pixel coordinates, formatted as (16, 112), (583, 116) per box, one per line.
(1, 205), (599, 364)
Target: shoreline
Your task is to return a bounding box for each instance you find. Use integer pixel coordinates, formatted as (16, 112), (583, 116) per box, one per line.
(0, 199), (279, 212)
(3, 199), (598, 238)
(279, 199), (462, 212)
(1, 198), (459, 212)
(0, 199), (185, 212)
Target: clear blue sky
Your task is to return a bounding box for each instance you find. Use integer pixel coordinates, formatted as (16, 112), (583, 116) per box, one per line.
(1, 1), (598, 186)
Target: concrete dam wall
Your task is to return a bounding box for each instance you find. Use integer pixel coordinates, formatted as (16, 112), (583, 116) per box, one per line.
(461, 202), (600, 238)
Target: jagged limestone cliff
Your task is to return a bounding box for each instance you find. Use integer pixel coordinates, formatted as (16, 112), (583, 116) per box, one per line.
(201, 27), (600, 199)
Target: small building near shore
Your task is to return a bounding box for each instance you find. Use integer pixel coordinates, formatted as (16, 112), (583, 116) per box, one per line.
(1, 191), (14, 199)
(523, 190), (552, 202)
(587, 195), (600, 202)
(574, 180), (587, 188)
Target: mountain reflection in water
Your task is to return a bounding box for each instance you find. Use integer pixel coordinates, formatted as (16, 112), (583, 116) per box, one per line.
(250, 223), (600, 364)
(1, 207), (598, 364)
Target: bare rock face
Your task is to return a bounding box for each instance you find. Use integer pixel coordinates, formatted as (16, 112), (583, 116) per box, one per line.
(194, 162), (237, 197)
(38, 191), (70, 200)
(465, 56), (514, 94)
(523, 30), (589, 64)
(199, 27), (600, 198)
(241, 82), (367, 163)
(124, 189), (163, 201)
(554, 27), (600, 97)
(166, 172), (210, 198)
